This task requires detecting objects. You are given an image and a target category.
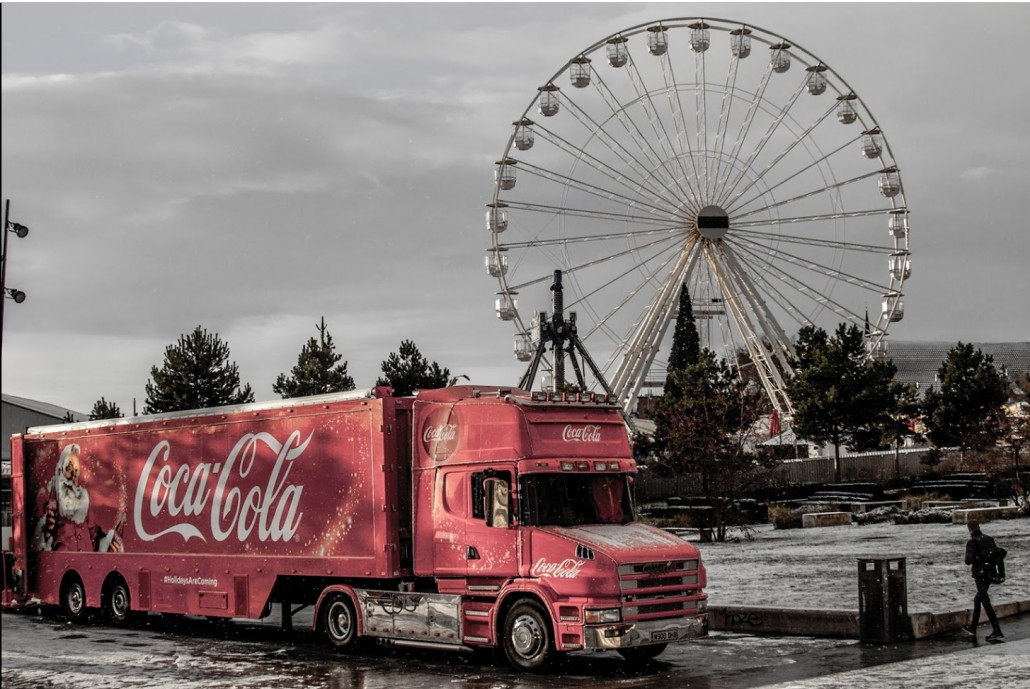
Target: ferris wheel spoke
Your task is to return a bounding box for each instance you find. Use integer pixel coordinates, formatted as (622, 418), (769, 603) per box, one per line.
(714, 65), (775, 203)
(657, 53), (706, 202)
(731, 234), (888, 294)
(717, 77), (808, 207)
(725, 102), (838, 208)
(718, 248), (813, 329)
(729, 167), (882, 218)
(694, 50), (712, 198)
(731, 227), (890, 254)
(622, 54), (702, 204)
(732, 207), (898, 228)
(730, 135), (859, 214)
(533, 121), (682, 206)
(710, 47), (746, 207)
(569, 239), (685, 330)
(731, 240), (870, 328)
(512, 159), (685, 220)
(504, 232), (685, 293)
(499, 225), (685, 251)
(502, 201), (683, 232)
(582, 69), (694, 201)
(718, 82), (809, 208)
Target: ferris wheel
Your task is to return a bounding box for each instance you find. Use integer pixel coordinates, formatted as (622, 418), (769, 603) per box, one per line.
(485, 18), (910, 416)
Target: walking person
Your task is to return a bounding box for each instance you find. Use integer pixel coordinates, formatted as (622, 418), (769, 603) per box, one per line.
(961, 520), (1003, 641)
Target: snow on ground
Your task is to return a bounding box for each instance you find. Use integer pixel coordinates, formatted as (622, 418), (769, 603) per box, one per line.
(686, 519), (1029, 612)
(758, 637), (1030, 689)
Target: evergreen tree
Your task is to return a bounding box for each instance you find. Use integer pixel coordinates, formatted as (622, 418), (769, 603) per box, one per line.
(273, 317), (355, 398)
(651, 349), (771, 541)
(664, 285), (701, 399)
(376, 340), (450, 397)
(144, 325), (255, 413)
(89, 397), (123, 420)
(921, 342), (1009, 461)
(786, 323), (901, 482)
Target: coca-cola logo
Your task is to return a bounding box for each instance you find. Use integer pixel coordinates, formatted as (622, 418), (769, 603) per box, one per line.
(423, 424), (457, 443)
(562, 424), (602, 443)
(421, 407), (460, 462)
(133, 431), (310, 545)
(531, 557), (585, 579)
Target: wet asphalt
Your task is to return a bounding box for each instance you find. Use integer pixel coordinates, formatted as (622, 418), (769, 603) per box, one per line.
(2, 606), (1027, 688)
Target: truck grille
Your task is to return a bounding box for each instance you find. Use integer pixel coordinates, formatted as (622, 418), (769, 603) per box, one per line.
(617, 559), (702, 622)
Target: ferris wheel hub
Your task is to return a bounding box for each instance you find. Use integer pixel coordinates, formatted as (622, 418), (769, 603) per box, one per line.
(696, 205), (730, 240)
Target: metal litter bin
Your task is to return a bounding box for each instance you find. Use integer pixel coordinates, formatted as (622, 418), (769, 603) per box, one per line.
(857, 557), (909, 643)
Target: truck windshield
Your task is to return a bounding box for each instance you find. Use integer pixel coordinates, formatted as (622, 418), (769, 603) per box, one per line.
(520, 474), (634, 527)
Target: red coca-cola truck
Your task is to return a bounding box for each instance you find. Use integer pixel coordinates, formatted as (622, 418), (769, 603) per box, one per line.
(2, 385), (707, 670)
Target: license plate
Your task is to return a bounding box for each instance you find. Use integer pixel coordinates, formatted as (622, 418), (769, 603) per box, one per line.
(651, 630), (678, 642)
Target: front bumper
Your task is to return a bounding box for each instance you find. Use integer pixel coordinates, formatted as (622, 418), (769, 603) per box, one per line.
(583, 614), (708, 650)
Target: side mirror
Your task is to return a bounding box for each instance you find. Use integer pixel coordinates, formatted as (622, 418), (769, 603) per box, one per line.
(484, 478), (510, 528)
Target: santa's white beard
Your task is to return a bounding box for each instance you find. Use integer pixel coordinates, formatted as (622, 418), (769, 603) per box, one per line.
(58, 479), (90, 524)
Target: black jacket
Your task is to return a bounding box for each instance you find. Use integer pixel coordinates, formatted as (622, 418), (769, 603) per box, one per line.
(965, 531), (994, 581)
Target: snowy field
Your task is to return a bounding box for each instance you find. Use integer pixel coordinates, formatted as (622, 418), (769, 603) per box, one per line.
(692, 519), (1029, 612)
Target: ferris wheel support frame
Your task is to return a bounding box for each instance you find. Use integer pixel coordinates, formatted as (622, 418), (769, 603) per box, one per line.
(610, 237), (701, 412)
(710, 243), (795, 414)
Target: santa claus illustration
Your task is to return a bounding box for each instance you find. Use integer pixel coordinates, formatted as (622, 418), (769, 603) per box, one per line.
(33, 443), (124, 552)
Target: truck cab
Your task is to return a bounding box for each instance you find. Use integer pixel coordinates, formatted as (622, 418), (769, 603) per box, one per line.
(407, 386), (708, 669)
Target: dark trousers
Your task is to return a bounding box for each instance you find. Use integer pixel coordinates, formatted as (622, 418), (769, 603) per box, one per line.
(971, 578), (1001, 633)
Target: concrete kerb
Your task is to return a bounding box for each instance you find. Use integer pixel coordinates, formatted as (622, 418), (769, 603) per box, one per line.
(710, 600), (1030, 640)
(908, 599), (1030, 638)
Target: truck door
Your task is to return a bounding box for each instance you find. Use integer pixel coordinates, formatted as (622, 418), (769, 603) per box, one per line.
(465, 470), (518, 580)
(432, 468), (470, 577)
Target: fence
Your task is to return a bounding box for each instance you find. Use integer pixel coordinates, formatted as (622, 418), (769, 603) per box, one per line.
(636, 448), (964, 502)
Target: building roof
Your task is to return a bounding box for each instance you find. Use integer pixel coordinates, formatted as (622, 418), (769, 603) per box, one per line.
(1, 393), (87, 422)
(887, 341), (1029, 395)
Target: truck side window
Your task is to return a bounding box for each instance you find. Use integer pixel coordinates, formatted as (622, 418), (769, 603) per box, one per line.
(471, 471), (512, 527)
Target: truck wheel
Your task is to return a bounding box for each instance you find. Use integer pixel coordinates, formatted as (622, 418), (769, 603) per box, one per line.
(322, 593), (358, 650)
(618, 643), (668, 665)
(502, 600), (553, 672)
(62, 577), (88, 623)
(104, 579), (132, 625)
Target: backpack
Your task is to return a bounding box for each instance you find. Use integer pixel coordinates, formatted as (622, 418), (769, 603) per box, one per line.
(979, 534), (1007, 584)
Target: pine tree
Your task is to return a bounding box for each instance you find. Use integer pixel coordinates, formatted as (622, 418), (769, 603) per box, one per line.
(89, 397), (123, 420)
(144, 325), (255, 413)
(376, 340), (450, 397)
(273, 317), (355, 398)
(922, 342), (1009, 461)
(786, 323), (901, 482)
(664, 285), (701, 399)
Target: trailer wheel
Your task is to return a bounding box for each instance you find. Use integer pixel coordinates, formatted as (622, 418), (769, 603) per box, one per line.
(322, 593), (358, 650)
(502, 600), (553, 672)
(617, 643), (668, 665)
(61, 576), (88, 623)
(104, 578), (132, 625)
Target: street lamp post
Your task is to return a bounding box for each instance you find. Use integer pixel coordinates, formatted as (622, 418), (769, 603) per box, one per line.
(2, 199), (31, 347)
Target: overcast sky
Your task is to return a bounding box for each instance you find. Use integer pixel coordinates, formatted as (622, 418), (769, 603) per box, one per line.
(2, 2), (1028, 416)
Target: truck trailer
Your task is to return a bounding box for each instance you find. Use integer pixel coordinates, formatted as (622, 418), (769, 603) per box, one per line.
(2, 385), (707, 670)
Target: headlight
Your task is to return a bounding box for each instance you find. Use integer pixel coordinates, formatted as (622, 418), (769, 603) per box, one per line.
(584, 608), (622, 624)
